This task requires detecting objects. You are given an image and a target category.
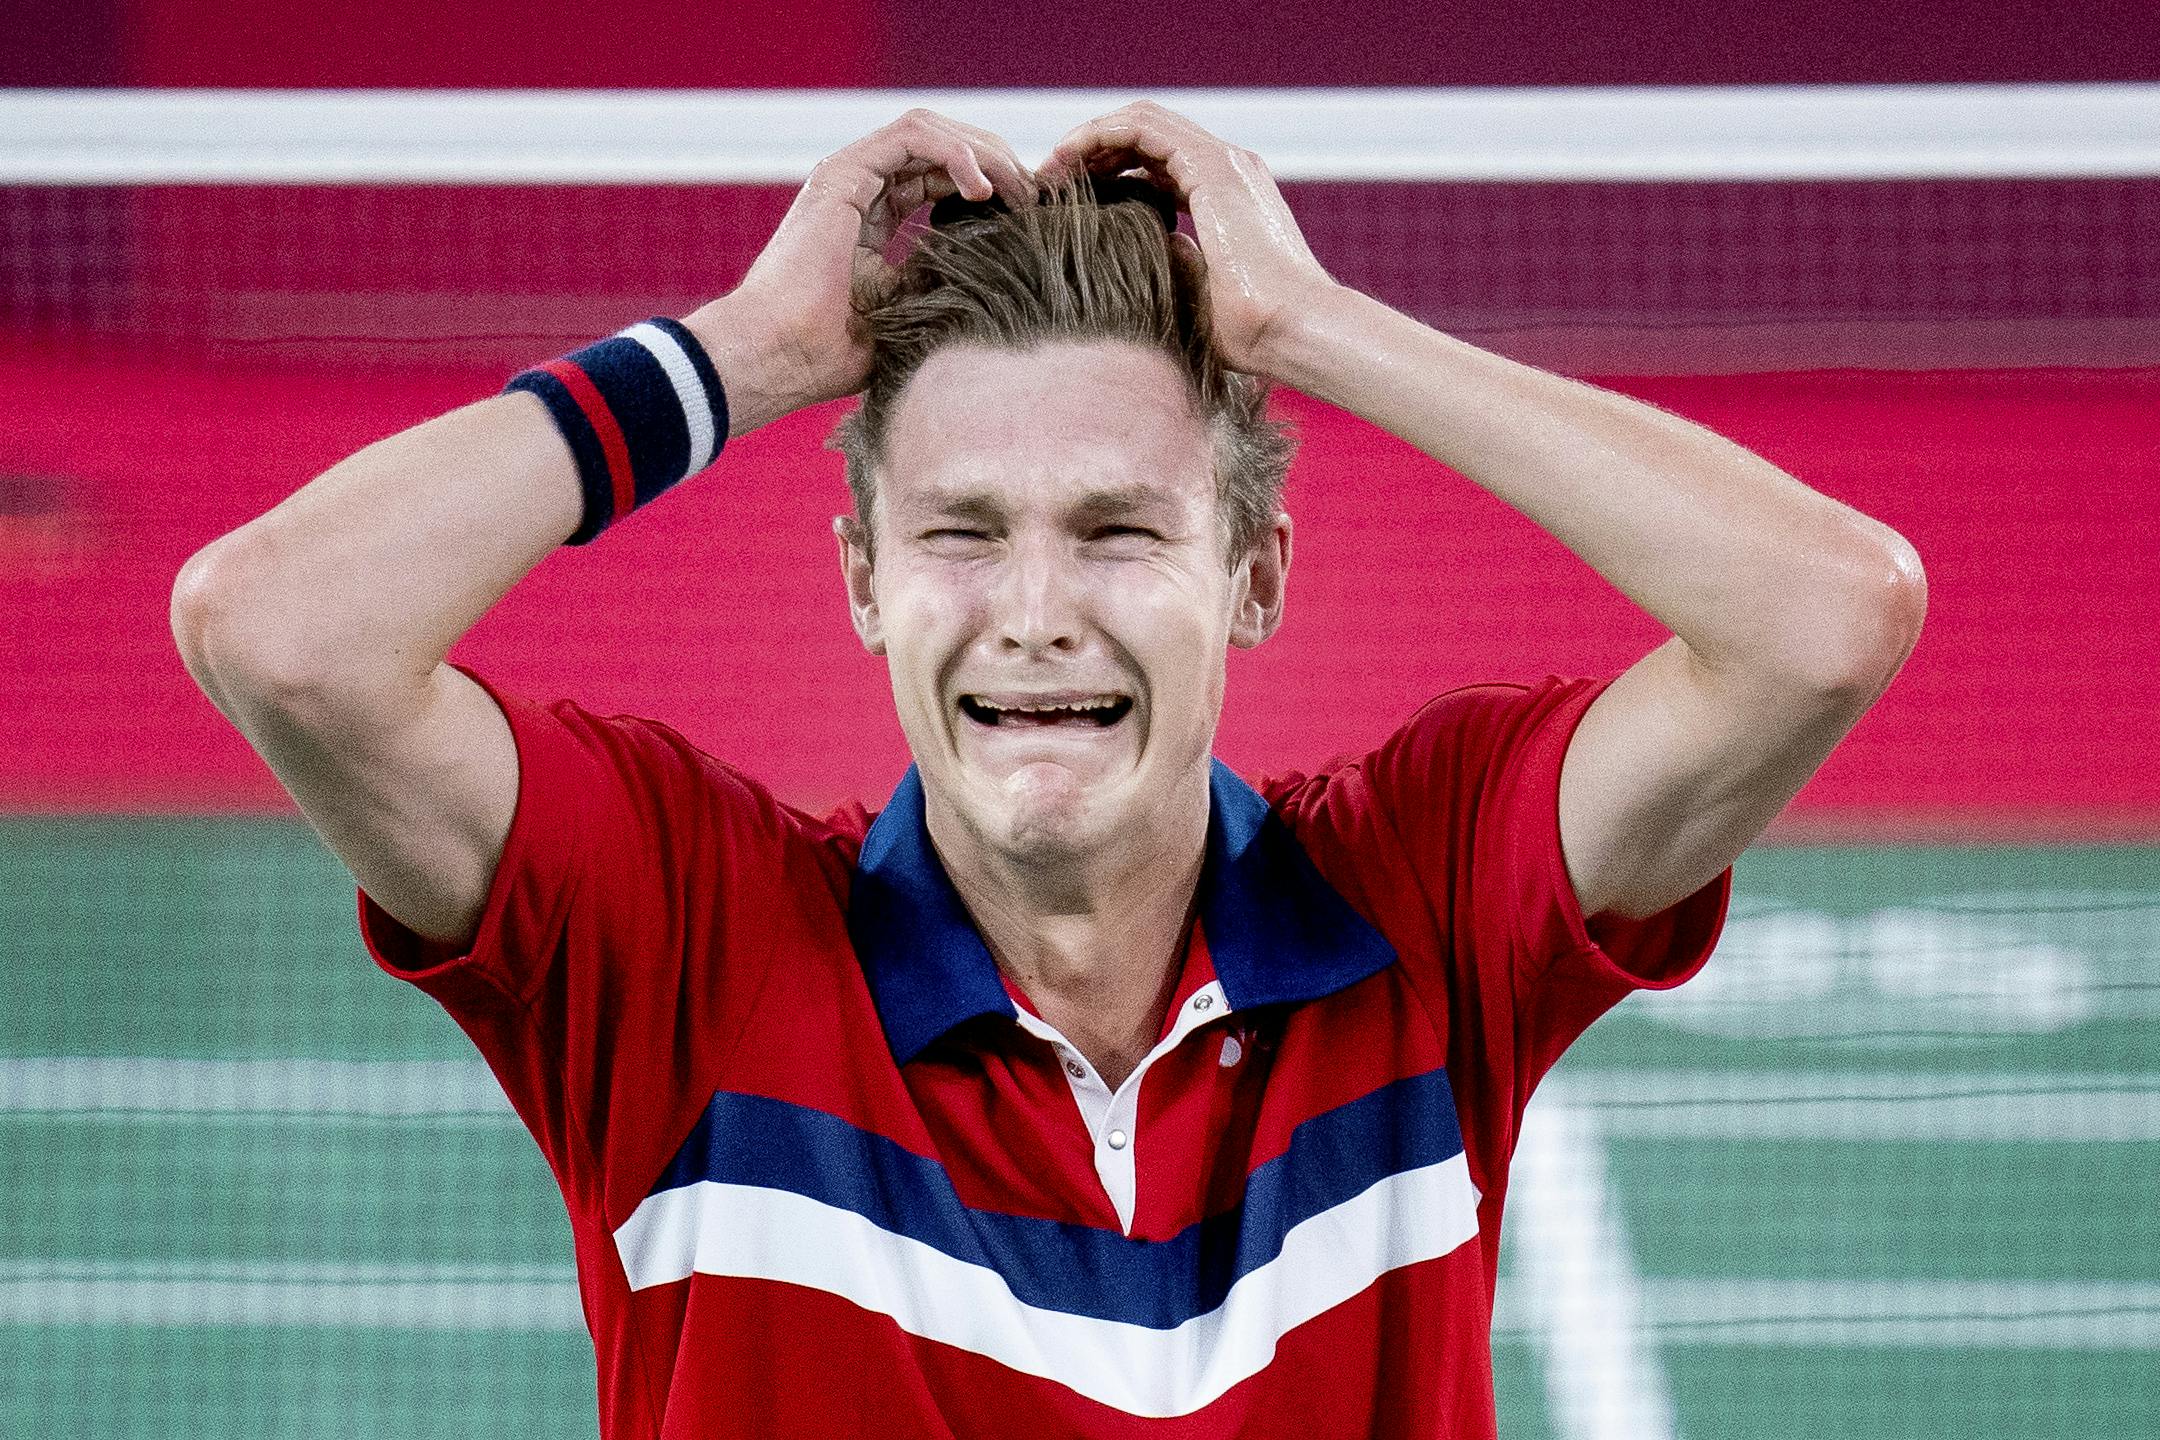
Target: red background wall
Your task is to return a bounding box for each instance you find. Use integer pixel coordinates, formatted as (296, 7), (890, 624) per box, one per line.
(5, 2), (2157, 833)
(9, 0), (2157, 88)
(5, 349), (2156, 835)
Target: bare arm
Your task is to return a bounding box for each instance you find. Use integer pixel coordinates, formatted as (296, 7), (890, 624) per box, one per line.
(170, 110), (1038, 947)
(1046, 102), (1927, 923)
(1266, 288), (1926, 920)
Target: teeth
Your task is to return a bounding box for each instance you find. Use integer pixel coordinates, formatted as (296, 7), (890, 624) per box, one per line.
(975, 696), (1120, 715)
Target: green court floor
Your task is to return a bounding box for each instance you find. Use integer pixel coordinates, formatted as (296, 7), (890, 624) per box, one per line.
(3, 819), (2155, 1437)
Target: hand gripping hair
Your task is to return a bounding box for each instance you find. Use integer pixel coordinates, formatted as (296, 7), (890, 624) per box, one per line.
(828, 169), (1294, 563)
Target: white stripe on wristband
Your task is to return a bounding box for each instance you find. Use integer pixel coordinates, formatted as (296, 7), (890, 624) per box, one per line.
(620, 321), (718, 477)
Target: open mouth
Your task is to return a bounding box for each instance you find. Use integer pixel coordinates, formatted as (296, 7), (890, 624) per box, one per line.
(958, 694), (1134, 729)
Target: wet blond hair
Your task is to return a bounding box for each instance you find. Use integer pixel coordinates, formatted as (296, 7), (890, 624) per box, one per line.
(826, 174), (1296, 561)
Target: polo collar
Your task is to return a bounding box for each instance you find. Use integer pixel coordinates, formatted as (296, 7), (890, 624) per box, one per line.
(848, 760), (1397, 1066)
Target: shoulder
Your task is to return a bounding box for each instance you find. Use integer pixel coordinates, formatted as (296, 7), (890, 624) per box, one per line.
(477, 671), (869, 878)
(1262, 674), (1605, 818)
(1255, 674), (1613, 929)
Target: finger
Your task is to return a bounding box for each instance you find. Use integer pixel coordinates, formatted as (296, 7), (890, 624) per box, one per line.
(932, 115), (1039, 207)
(1069, 101), (1227, 162)
(1046, 108), (1181, 169)
(856, 160), (966, 252)
(851, 244), (897, 313)
(1043, 115), (1202, 202)
(851, 113), (998, 204)
(931, 138), (996, 203)
(896, 110), (1038, 207)
(883, 164), (951, 217)
(1038, 143), (1191, 226)
(1041, 137), (1164, 193)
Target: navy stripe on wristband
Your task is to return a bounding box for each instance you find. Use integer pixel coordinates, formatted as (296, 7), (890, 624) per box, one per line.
(505, 317), (729, 546)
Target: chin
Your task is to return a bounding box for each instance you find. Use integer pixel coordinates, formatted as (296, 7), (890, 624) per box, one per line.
(994, 786), (1104, 869)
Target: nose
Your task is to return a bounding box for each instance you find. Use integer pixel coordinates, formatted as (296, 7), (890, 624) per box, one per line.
(995, 532), (1084, 656)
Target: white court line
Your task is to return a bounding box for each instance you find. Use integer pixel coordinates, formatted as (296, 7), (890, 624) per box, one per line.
(4, 85), (2158, 183)
(0, 1260), (582, 1330)
(1626, 1279), (2160, 1350)
(1509, 1082), (1679, 1440)
(1491, 1279), (2160, 1350)
(1558, 1070), (2160, 1143)
(0, 1056), (512, 1117)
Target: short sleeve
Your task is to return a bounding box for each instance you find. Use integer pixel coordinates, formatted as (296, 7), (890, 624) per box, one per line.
(354, 661), (799, 1217)
(1359, 674), (1731, 1097)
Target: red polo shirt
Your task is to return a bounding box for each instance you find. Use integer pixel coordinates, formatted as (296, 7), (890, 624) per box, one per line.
(359, 665), (1730, 1438)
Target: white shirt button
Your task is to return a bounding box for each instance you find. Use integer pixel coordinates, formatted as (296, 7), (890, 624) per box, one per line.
(1065, 1060), (1086, 1079)
(1192, 993), (1214, 1011)
(1106, 1129), (1129, 1150)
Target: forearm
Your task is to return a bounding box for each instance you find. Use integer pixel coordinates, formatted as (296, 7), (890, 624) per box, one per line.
(1268, 286), (1926, 687)
(172, 296), (800, 704)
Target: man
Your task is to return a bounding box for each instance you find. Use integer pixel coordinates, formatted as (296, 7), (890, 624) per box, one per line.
(171, 104), (1925, 1437)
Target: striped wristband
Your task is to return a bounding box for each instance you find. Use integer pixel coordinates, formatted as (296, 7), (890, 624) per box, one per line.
(505, 316), (729, 545)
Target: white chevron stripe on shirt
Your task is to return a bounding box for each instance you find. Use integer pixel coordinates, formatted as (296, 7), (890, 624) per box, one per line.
(612, 1150), (1482, 1418)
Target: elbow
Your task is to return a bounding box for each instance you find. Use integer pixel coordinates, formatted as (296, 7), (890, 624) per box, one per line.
(170, 544), (229, 673)
(1806, 531), (1929, 700)
(171, 542), (234, 687)
(170, 536), (322, 701)
(1725, 530), (1926, 703)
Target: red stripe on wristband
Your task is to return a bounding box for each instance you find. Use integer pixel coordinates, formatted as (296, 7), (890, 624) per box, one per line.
(540, 359), (637, 523)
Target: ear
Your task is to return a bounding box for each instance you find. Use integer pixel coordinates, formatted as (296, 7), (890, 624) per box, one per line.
(834, 514), (885, 655)
(1229, 511), (1293, 649)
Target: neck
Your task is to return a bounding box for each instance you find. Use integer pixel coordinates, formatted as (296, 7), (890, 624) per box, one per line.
(927, 766), (1211, 1087)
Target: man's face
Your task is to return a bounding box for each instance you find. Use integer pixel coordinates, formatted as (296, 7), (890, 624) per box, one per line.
(838, 340), (1288, 872)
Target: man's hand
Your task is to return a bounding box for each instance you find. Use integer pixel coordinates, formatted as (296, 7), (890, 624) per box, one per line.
(686, 109), (1037, 435)
(1038, 101), (1338, 377)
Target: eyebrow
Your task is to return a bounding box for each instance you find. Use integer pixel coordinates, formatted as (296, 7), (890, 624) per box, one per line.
(905, 483), (1180, 527)
(910, 492), (1005, 527)
(1068, 484), (1178, 527)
